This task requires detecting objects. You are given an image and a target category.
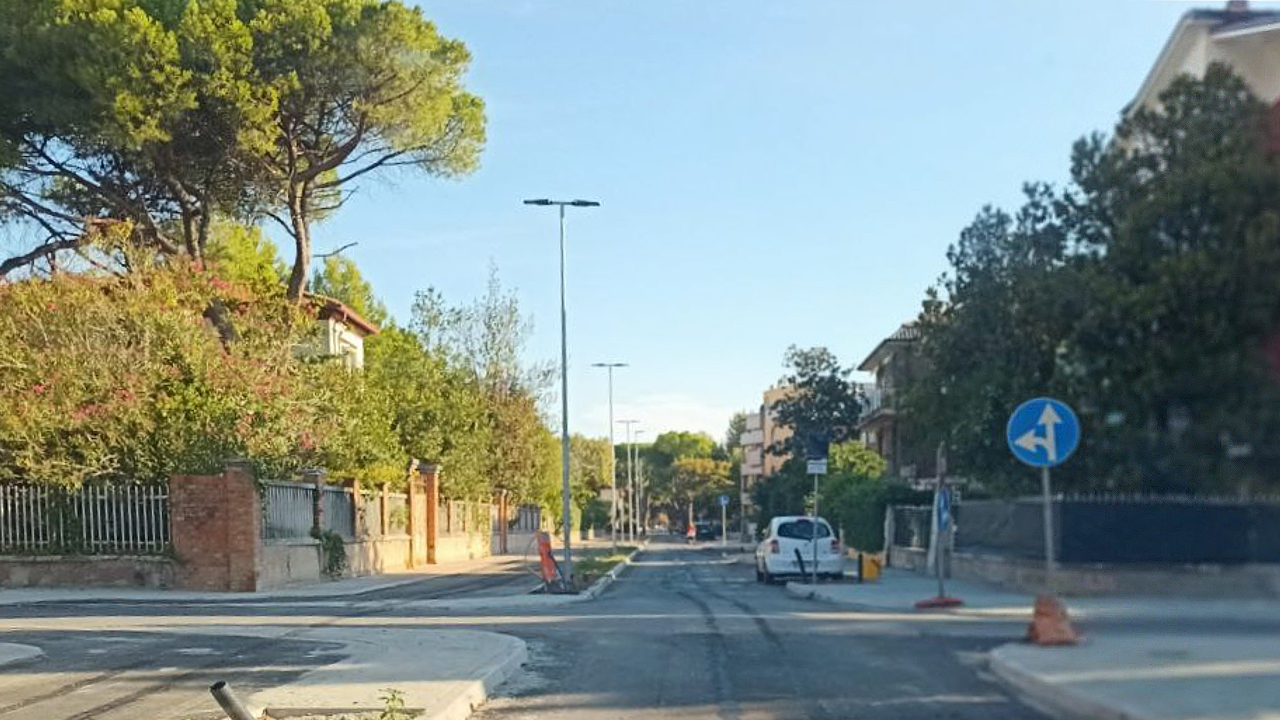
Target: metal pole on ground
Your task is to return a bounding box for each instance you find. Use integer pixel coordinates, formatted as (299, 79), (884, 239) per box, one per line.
(210, 682), (256, 720)
(616, 419), (638, 543)
(1042, 465), (1055, 592)
(633, 429), (645, 540)
(591, 362), (626, 551)
(720, 499), (727, 547)
(523, 198), (600, 583)
(811, 472), (819, 585)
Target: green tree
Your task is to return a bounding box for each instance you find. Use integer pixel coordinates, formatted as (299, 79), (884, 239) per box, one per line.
(309, 255), (388, 326)
(905, 64), (1280, 496)
(205, 221), (286, 292)
(245, 0), (486, 299)
(767, 346), (861, 459)
(670, 457), (732, 525)
(902, 186), (1078, 494)
(0, 0), (486, 297)
(0, 0), (276, 272)
(1060, 64), (1280, 494)
(723, 411), (748, 452)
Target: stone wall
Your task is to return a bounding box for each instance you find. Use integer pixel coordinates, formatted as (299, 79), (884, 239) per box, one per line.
(436, 533), (490, 563)
(257, 536), (413, 589)
(889, 544), (1280, 598)
(0, 556), (173, 588)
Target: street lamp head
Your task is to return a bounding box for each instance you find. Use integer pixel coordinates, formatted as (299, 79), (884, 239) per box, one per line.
(591, 362), (628, 368)
(569, 200), (600, 207)
(522, 198), (552, 206)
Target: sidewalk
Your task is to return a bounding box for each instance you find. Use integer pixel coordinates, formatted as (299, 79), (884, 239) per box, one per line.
(247, 628), (527, 720)
(0, 554), (536, 606)
(786, 569), (1280, 720)
(785, 568), (1280, 622)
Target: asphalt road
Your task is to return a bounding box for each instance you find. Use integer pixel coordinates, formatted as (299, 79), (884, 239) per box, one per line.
(0, 539), (1055, 720)
(473, 538), (1050, 720)
(0, 562), (539, 720)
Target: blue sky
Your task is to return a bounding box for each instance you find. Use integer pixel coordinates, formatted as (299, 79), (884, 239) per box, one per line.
(308, 1), (1248, 442)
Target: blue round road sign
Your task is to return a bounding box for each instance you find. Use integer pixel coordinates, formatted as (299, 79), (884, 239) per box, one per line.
(1006, 397), (1080, 468)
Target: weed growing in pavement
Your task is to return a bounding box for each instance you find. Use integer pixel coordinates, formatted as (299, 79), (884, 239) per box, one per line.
(378, 688), (409, 720)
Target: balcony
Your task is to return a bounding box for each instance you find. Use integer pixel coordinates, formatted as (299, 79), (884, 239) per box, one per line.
(738, 428), (764, 447)
(859, 386), (896, 423)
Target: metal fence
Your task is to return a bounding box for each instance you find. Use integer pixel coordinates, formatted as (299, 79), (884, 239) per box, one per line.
(386, 492), (409, 535)
(439, 500), (491, 536)
(320, 485), (355, 539)
(892, 495), (1280, 564)
(262, 481), (315, 540)
(891, 505), (933, 551)
(511, 505), (541, 532)
(0, 483), (170, 555)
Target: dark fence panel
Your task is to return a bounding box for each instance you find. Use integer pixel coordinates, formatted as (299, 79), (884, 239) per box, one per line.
(900, 496), (1280, 565)
(892, 506), (933, 550)
(953, 499), (1050, 559)
(1059, 499), (1280, 565)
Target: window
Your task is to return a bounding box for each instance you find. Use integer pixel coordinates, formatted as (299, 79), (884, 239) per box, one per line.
(776, 519), (831, 540)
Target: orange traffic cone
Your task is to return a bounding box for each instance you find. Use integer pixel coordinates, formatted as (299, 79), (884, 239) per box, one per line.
(1026, 593), (1078, 645)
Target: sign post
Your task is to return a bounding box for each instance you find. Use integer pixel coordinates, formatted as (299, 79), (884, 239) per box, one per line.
(804, 433), (829, 586)
(1007, 397), (1081, 645)
(718, 494), (729, 546)
(915, 444), (963, 609)
(1006, 397), (1079, 588)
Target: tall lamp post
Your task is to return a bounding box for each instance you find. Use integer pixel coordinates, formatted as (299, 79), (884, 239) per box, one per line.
(616, 419), (639, 543)
(591, 362), (627, 550)
(632, 429), (646, 539)
(523, 198), (600, 583)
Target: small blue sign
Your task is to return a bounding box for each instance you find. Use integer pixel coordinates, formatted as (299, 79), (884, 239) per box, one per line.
(1006, 397), (1080, 468)
(936, 486), (951, 531)
(804, 432), (830, 462)
(718, 494), (730, 507)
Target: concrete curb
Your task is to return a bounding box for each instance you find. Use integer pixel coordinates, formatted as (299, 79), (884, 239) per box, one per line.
(0, 643), (43, 669)
(581, 542), (648, 600)
(987, 644), (1151, 720)
(417, 636), (530, 720)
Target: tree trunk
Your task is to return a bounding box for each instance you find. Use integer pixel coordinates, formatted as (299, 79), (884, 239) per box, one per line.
(286, 183), (311, 302)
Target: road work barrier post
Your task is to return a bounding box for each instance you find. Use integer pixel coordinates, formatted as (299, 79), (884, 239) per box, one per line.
(209, 681), (256, 720)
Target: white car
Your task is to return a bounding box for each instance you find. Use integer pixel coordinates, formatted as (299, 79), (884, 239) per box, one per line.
(754, 515), (844, 583)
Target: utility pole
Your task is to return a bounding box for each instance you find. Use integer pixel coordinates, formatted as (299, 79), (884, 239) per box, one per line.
(616, 419), (639, 543)
(591, 362), (627, 550)
(633, 429), (646, 539)
(522, 198), (600, 583)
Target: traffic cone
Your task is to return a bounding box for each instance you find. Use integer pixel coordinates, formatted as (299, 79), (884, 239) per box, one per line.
(1026, 593), (1078, 645)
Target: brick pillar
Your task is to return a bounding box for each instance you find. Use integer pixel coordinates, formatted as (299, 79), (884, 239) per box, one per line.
(407, 460), (425, 567)
(420, 463), (441, 564)
(305, 469), (324, 534)
(348, 478), (365, 540)
(498, 490), (509, 554)
(170, 462), (262, 592)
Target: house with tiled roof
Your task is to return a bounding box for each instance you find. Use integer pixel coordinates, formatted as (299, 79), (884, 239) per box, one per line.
(856, 322), (933, 482)
(1128, 1), (1280, 115)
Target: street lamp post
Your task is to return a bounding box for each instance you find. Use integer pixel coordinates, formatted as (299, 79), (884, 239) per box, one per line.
(616, 419), (638, 543)
(523, 198), (600, 584)
(591, 362), (627, 551)
(632, 429), (646, 540)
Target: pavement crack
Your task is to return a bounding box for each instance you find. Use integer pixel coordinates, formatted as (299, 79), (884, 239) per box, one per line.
(673, 589), (742, 720)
